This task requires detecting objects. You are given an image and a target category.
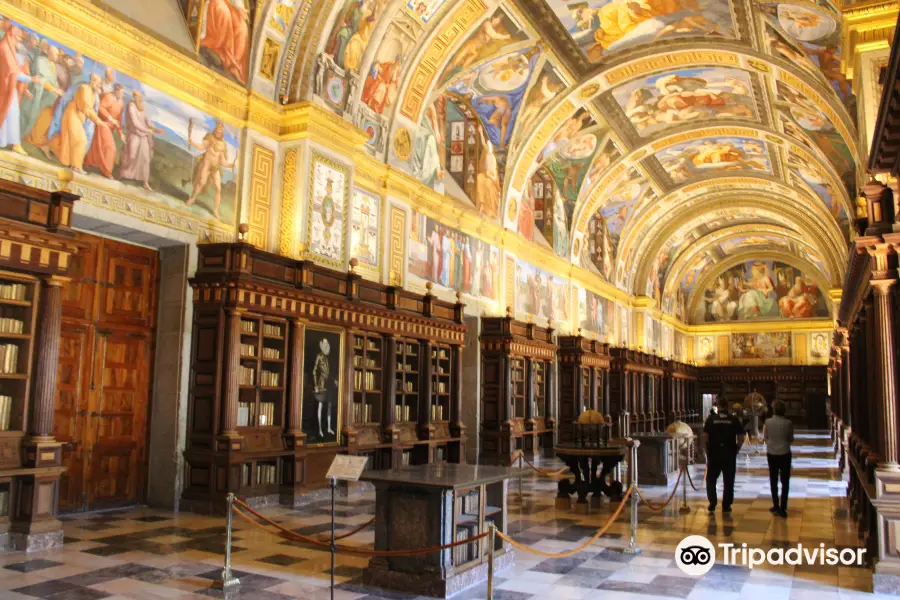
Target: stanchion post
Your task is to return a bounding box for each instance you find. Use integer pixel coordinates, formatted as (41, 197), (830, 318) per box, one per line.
(518, 452), (524, 500)
(487, 523), (496, 600)
(213, 493), (241, 592)
(330, 477), (336, 600)
(679, 465), (691, 514)
(624, 440), (641, 555)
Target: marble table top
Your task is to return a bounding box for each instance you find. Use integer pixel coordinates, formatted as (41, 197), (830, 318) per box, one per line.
(359, 464), (527, 489)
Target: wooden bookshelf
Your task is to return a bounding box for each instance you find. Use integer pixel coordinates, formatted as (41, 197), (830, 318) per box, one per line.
(558, 336), (611, 444)
(182, 245), (466, 513)
(0, 180), (79, 550)
(480, 316), (557, 465)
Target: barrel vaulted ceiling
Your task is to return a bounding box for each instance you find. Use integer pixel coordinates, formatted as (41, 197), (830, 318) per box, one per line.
(250, 0), (858, 324)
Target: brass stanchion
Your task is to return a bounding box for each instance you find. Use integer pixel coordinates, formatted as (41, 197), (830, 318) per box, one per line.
(679, 464), (691, 515)
(518, 452), (524, 500)
(487, 523), (496, 600)
(624, 440), (641, 555)
(213, 493), (241, 592)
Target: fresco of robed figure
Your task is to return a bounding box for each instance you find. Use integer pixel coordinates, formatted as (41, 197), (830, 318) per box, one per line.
(0, 16), (240, 226)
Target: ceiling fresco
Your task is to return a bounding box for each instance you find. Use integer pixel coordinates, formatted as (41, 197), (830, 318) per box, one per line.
(249, 0), (859, 324)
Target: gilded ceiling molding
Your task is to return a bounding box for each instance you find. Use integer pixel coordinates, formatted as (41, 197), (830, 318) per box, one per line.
(683, 249), (836, 322)
(689, 318), (835, 335)
(841, 0), (899, 80)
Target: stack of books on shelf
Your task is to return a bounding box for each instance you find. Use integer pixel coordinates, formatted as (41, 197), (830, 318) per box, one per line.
(394, 405), (411, 422)
(0, 394), (11, 430)
(430, 404), (445, 422)
(241, 464), (252, 487)
(367, 340), (378, 351)
(0, 343), (18, 374)
(240, 343), (256, 357)
(435, 446), (446, 463)
(238, 401), (252, 427)
(436, 381), (447, 394)
(0, 487), (8, 517)
(262, 323), (282, 337)
(0, 283), (27, 301)
(240, 320), (257, 334)
(404, 380), (415, 393)
(354, 370), (376, 392)
(256, 464), (277, 485)
(0, 318), (24, 334)
(262, 347), (281, 360)
(239, 365), (255, 386)
(259, 370), (280, 387)
(366, 357), (377, 368)
(454, 523), (477, 565)
(400, 452), (411, 466)
(352, 402), (372, 423)
(258, 402), (276, 426)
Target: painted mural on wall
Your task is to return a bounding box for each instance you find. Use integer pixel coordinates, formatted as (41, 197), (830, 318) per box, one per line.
(0, 17), (240, 225)
(349, 188), (380, 270)
(361, 18), (416, 117)
(697, 335), (716, 362)
(809, 331), (828, 360)
(324, 0), (389, 75)
(198, 0), (256, 85)
(787, 150), (849, 233)
(760, 3), (853, 108)
(436, 8), (529, 87)
(731, 332), (791, 361)
(308, 154), (349, 268)
(577, 286), (613, 339)
(656, 137), (772, 183)
(511, 61), (565, 152)
(515, 260), (569, 323)
(545, 0), (735, 63)
(407, 212), (501, 300)
(696, 260), (829, 323)
(612, 67), (756, 137)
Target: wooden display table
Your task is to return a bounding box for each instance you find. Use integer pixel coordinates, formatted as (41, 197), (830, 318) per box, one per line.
(633, 433), (681, 486)
(555, 441), (629, 511)
(361, 464), (519, 598)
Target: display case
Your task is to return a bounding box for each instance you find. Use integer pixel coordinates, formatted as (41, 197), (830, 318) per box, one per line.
(0, 180), (79, 550)
(182, 245), (466, 513)
(558, 336), (612, 444)
(480, 315), (557, 465)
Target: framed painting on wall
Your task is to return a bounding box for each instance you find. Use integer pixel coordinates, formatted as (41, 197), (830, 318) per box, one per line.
(349, 188), (381, 273)
(308, 153), (349, 269)
(302, 325), (344, 446)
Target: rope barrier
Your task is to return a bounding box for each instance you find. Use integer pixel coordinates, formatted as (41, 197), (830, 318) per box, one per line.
(512, 451), (569, 477)
(232, 497), (489, 557)
(495, 486), (633, 558)
(634, 467), (683, 511)
(684, 464), (704, 491)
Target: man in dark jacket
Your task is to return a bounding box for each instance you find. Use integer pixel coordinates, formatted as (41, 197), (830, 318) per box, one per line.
(704, 401), (745, 513)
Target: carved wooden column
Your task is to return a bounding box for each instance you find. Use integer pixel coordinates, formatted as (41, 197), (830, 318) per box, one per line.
(29, 278), (65, 440)
(868, 243), (900, 469)
(220, 308), (244, 438)
(842, 341), (851, 430)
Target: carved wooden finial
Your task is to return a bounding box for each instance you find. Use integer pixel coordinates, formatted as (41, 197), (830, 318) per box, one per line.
(349, 258), (359, 273)
(238, 223), (249, 241)
(506, 305), (513, 318)
(425, 281), (433, 295)
(456, 290), (462, 303)
(577, 327), (583, 337)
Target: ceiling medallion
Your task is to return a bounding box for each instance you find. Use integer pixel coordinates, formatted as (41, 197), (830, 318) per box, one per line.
(579, 83), (601, 99)
(747, 59), (770, 72)
(393, 128), (412, 162)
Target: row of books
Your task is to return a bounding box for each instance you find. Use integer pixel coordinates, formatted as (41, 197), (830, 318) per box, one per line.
(0, 283), (27, 301)
(456, 491), (480, 516)
(353, 355), (377, 369)
(0, 344), (19, 374)
(354, 339), (380, 351)
(454, 523), (480, 566)
(257, 464), (277, 485)
(397, 344), (418, 356)
(259, 370), (281, 387)
(0, 489), (7, 517)
(237, 401), (278, 427)
(240, 320), (257, 334)
(240, 343), (256, 357)
(239, 366), (255, 386)
(352, 402), (373, 423)
(0, 395), (12, 430)
(262, 323), (283, 338)
(432, 349), (449, 360)
(262, 347), (281, 360)
(396, 362), (416, 372)
(435, 381), (448, 394)
(430, 404), (445, 422)
(394, 404), (412, 422)
(396, 379), (416, 393)
(0, 318), (24, 334)
(354, 371), (378, 392)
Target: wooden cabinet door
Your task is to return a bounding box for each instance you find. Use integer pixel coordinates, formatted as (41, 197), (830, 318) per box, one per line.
(85, 329), (152, 510)
(53, 322), (95, 513)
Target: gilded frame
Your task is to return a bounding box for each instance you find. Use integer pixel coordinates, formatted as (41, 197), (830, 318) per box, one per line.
(301, 323), (345, 447)
(307, 152), (350, 270)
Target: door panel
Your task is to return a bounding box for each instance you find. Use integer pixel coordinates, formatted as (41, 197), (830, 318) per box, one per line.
(87, 330), (151, 510)
(53, 323), (94, 513)
(54, 232), (158, 513)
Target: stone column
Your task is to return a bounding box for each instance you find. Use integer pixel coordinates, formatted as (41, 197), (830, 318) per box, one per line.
(868, 244), (900, 469)
(221, 308), (244, 437)
(29, 278), (64, 439)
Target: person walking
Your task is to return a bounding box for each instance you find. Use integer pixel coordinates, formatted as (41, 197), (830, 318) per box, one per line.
(704, 401), (745, 513)
(764, 400), (794, 518)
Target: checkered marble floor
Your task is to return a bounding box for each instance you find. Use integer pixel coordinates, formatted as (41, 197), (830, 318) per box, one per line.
(0, 432), (883, 599)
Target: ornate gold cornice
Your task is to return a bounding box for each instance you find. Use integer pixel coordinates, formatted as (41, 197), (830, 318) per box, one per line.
(688, 319), (834, 334)
(842, 0), (899, 80)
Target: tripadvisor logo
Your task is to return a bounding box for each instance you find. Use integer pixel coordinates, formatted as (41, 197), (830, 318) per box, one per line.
(675, 535), (866, 574)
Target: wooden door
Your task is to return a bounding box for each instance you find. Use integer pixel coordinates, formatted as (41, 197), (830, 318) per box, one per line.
(52, 233), (158, 513)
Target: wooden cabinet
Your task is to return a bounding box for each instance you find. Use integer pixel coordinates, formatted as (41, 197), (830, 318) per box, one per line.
(609, 349), (669, 436)
(558, 336), (611, 444)
(182, 244), (466, 513)
(0, 180), (79, 549)
(53, 233), (158, 514)
(480, 317), (557, 465)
